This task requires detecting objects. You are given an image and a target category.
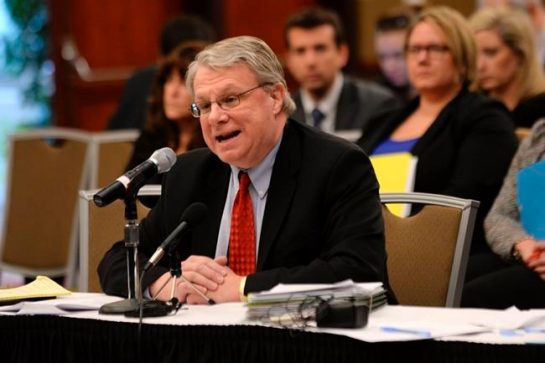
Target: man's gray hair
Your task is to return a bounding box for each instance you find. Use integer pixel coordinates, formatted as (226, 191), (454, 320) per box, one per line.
(186, 35), (296, 115)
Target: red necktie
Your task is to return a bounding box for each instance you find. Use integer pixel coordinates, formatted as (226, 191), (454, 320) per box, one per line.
(228, 171), (256, 275)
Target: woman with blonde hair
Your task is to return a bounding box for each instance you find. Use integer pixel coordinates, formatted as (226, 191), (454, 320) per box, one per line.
(357, 6), (517, 254)
(470, 7), (545, 127)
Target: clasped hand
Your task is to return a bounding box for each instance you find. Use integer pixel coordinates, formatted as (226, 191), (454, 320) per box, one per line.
(518, 239), (545, 280)
(149, 255), (243, 304)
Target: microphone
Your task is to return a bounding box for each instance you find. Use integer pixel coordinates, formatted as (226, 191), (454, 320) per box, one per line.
(143, 202), (208, 272)
(93, 147), (176, 207)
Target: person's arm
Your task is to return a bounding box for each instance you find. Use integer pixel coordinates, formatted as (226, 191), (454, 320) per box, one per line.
(484, 137), (534, 260)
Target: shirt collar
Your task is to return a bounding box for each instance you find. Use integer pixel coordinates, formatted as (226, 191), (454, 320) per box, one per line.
(230, 135), (282, 199)
(301, 72), (344, 119)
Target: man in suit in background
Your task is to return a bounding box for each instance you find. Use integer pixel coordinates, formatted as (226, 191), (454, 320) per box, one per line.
(98, 36), (389, 304)
(284, 7), (399, 135)
(107, 14), (216, 130)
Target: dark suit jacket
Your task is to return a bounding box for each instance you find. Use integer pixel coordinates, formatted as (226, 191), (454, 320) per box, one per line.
(291, 75), (400, 132)
(107, 65), (157, 130)
(357, 88), (518, 254)
(99, 119), (388, 296)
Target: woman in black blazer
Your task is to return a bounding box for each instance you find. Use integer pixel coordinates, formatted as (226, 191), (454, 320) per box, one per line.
(357, 6), (518, 254)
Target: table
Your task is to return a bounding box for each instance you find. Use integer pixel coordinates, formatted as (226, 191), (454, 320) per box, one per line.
(1, 294), (544, 362)
(1, 315), (544, 362)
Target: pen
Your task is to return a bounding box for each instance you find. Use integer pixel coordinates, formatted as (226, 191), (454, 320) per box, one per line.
(180, 275), (215, 305)
(380, 326), (431, 337)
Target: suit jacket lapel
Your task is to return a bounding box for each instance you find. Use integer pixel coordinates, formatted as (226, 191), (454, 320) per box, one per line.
(335, 79), (359, 130)
(257, 121), (300, 270)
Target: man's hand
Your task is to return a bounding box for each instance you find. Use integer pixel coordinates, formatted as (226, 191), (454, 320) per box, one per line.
(181, 255), (243, 304)
(148, 255), (244, 304)
(149, 272), (187, 302)
(181, 255), (228, 290)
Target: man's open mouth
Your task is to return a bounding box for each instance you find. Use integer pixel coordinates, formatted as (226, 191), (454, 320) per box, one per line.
(216, 130), (241, 142)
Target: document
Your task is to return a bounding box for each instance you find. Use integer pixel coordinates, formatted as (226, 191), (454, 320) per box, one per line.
(247, 280), (384, 303)
(0, 275), (71, 304)
(246, 280), (387, 325)
(370, 152), (418, 216)
(0, 292), (124, 316)
(517, 160), (545, 239)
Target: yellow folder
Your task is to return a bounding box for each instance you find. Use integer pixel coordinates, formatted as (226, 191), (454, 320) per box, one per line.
(370, 152), (418, 216)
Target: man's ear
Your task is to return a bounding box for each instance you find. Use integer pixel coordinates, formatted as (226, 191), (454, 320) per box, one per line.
(338, 43), (349, 69)
(270, 83), (285, 114)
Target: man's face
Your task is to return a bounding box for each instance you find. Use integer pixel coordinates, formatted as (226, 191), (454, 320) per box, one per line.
(193, 63), (286, 169)
(285, 25), (348, 97)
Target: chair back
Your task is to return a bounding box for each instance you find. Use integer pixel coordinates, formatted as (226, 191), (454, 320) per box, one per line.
(86, 130), (139, 189)
(0, 128), (91, 284)
(78, 185), (160, 292)
(380, 192), (479, 307)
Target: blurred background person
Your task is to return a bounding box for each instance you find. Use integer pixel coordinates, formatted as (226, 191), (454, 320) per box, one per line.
(373, 7), (418, 104)
(107, 14), (216, 131)
(470, 7), (545, 128)
(125, 42), (208, 207)
(478, 0), (545, 68)
(284, 6), (399, 135)
(357, 6), (518, 255)
(463, 118), (545, 309)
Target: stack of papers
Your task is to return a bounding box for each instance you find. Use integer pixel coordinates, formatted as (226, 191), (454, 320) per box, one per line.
(246, 280), (387, 325)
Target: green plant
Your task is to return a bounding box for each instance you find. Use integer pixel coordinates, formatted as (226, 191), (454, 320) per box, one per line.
(2, 0), (51, 125)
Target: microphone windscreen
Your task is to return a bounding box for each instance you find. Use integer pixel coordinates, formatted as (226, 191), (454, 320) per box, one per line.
(181, 202), (208, 227)
(150, 147), (177, 173)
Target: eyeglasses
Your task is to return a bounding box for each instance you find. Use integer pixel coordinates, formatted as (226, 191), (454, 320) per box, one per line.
(191, 84), (269, 118)
(405, 44), (450, 57)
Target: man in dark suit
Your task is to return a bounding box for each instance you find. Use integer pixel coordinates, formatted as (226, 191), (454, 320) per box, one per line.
(284, 7), (399, 134)
(107, 15), (216, 130)
(98, 36), (388, 304)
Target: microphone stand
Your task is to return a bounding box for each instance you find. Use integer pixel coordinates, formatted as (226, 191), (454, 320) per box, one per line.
(125, 248), (182, 318)
(99, 189), (142, 314)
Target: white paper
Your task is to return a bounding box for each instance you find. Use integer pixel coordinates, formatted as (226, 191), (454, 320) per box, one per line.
(470, 306), (545, 330)
(0, 292), (124, 315)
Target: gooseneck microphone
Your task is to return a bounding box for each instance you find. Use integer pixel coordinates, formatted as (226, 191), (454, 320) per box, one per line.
(143, 202), (208, 272)
(93, 147), (176, 207)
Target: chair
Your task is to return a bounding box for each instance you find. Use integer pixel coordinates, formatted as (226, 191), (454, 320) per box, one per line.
(86, 129), (139, 189)
(380, 192), (479, 307)
(0, 128), (91, 287)
(78, 185), (160, 292)
(515, 127), (531, 143)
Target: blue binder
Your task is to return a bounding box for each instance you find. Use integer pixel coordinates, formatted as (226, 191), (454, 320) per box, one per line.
(517, 160), (545, 240)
